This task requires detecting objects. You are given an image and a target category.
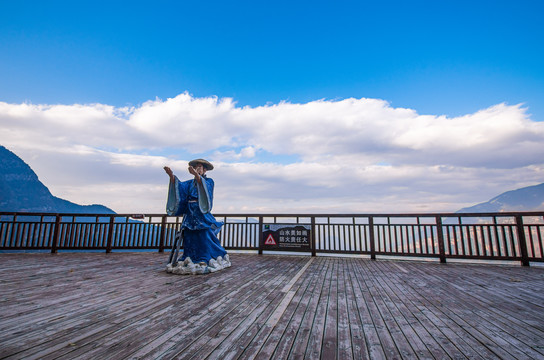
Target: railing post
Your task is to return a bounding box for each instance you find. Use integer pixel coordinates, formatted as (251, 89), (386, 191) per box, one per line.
(311, 216), (316, 257)
(436, 216), (446, 263)
(106, 215), (114, 254)
(369, 216), (376, 260)
(515, 215), (530, 266)
(4, 215), (14, 248)
(158, 215), (167, 253)
(51, 214), (61, 254)
(258, 216), (264, 255)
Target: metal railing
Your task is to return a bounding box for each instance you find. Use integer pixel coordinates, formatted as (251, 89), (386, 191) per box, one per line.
(1, 211), (543, 266)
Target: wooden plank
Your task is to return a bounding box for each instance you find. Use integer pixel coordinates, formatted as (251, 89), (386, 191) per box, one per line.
(342, 259), (372, 360)
(236, 258), (324, 360)
(364, 261), (444, 359)
(115, 256), (280, 359)
(321, 258), (339, 359)
(430, 265), (544, 356)
(302, 255), (333, 359)
(267, 259), (323, 359)
(398, 261), (512, 359)
(371, 260), (469, 359)
(397, 261), (542, 359)
(336, 259), (353, 360)
(285, 258), (331, 359)
(0, 255), (171, 333)
(345, 259), (394, 359)
(57, 255), (290, 360)
(1, 253), (544, 360)
(0, 256), (186, 358)
(1, 254), (218, 356)
(160, 257), (307, 360)
(384, 261), (492, 358)
(210, 258), (317, 359)
(351, 259), (410, 358)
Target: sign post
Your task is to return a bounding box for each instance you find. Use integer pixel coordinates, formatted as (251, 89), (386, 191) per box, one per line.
(262, 224), (312, 252)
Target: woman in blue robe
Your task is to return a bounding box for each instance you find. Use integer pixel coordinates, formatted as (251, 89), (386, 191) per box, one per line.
(164, 159), (231, 275)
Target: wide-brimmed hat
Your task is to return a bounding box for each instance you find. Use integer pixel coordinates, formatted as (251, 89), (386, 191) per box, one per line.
(188, 158), (214, 171)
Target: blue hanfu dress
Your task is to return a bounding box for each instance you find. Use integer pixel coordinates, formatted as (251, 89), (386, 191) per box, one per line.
(165, 175), (231, 275)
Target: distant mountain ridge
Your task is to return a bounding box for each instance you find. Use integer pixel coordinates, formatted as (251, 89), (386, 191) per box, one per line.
(457, 182), (544, 213)
(0, 145), (115, 214)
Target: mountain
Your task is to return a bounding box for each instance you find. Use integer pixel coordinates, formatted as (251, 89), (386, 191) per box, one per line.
(0, 145), (115, 214)
(457, 182), (544, 213)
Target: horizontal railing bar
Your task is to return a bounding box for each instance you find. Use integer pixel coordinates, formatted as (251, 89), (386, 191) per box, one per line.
(3, 211), (544, 218)
(1, 211), (542, 267)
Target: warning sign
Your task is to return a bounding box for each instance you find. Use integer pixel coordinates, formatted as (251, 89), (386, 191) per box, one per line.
(264, 234), (277, 245)
(262, 224), (311, 252)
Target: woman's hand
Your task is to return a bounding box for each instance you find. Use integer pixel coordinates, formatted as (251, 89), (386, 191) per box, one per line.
(188, 166), (202, 183)
(164, 166), (175, 183)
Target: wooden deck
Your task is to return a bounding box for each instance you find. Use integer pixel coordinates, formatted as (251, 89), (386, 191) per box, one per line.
(1, 253), (543, 360)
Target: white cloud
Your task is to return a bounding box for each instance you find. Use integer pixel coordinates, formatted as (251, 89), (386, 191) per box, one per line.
(0, 102), (141, 150)
(127, 93), (238, 151)
(1, 94), (543, 214)
(212, 146), (257, 161)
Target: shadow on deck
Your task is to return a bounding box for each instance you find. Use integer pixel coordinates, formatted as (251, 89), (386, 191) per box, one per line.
(1, 253), (543, 359)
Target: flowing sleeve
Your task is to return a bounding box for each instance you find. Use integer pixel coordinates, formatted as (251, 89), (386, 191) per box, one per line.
(196, 177), (214, 214)
(166, 176), (190, 216)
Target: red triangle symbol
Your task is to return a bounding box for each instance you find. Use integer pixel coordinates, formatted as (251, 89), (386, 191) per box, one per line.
(265, 234), (277, 245)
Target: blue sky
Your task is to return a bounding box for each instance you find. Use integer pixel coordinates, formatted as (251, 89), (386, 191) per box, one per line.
(1, 0), (543, 213)
(2, 0), (543, 117)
